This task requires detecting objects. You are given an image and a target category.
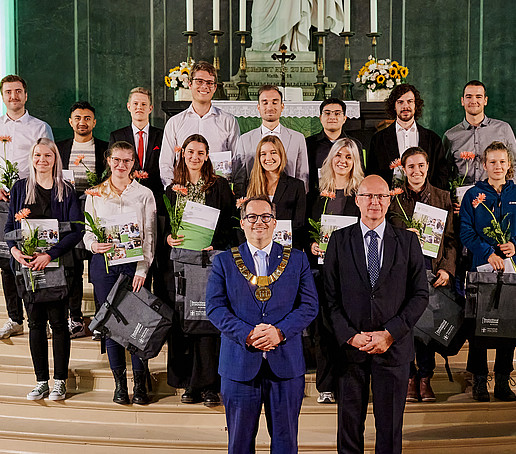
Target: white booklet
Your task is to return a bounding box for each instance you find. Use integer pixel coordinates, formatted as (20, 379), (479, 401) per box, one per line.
(318, 215), (358, 264)
(413, 202), (448, 258)
(210, 151), (232, 180)
(101, 212), (144, 265)
(62, 169), (75, 188)
(455, 185), (474, 204)
(21, 218), (59, 267)
(477, 258), (516, 274)
(273, 220), (292, 247)
(180, 201), (220, 251)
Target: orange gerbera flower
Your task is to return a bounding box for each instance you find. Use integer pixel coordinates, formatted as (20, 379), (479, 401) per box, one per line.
(85, 188), (101, 197)
(320, 190), (336, 199)
(74, 154), (85, 166)
(236, 197), (249, 209)
(172, 184), (188, 196)
(0, 135), (12, 143)
(390, 187), (403, 196)
(389, 158), (402, 169)
(15, 208), (31, 222)
(134, 170), (149, 179)
(472, 193), (486, 208)
(460, 151), (475, 161)
(174, 146), (182, 154)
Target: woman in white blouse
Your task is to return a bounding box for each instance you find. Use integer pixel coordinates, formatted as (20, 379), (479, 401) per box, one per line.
(84, 141), (156, 405)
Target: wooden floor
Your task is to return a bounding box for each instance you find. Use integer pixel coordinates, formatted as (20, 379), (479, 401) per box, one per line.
(0, 279), (515, 453)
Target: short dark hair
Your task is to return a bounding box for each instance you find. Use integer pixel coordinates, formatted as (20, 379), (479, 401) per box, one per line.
(240, 195), (276, 219)
(258, 85), (283, 103)
(463, 80), (486, 96)
(70, 101), (95, 117)
(190, 61), (218, 84)
(0, 74), (27, 93)
(401, 146), (429, 167)
(385, 83), (424, 121)
(319, 98), (346, 116)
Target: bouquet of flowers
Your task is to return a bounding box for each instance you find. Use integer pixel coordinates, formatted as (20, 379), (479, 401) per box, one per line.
(0, 136), (19, 191)
(308, 190), (336, 243)
(16, 208), (38, 291)
(134, 170), (148, 183)
(74, 154), (98, 187)
(391, 188), (424, 235)
(472, 193), (516, 271)
(356, 56), (409, 92)
(449, 151), (475, 195)
(165, 60), (195, 91)
(163, 184), (188, 239)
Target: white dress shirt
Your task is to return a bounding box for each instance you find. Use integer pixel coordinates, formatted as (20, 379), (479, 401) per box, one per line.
(359, 219), (386, 269)
(261, 123), (282, 137)
(395, 121), (419, 156)
(159, 104), (240, 187)
(84, 179), (157, 278)
(132, 123), (150, 164)
(247, 240), (274, 275)
(0, 111), (54, 179)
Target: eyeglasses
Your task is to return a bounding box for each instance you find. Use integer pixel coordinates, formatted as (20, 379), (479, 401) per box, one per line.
(322, 110), (345, 117)
(110, 157), (134, 166)
(192, 78), (216, 88)
(357, 193), (391, 202)
(243, 213), (275, 223)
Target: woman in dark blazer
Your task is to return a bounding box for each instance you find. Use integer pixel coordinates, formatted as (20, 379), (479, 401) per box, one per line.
(388, 146), (457, 403)
(242, 135), (306, 250)
(164, 134), (236, 407)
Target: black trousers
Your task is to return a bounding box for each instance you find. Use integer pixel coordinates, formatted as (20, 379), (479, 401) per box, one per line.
(336, 359), (410, 454)
(0, 258), (23, 324)
(467, 337), (515, 376)
(24, 299), (70, 381)
(409, 338), (436, 379)
(66, 250), (85, 322)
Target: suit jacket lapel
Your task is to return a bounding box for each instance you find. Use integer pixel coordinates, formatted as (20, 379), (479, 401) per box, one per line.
(144, 127), (157, 168)
(374, 223), (396, 290)
(238, 243), (262, 310)
(385, 124), (399, 163)
(416, 123), (429, 152)
(272, 174), (287, 206)
(124, 126), (136, 148)
(350, 224), (370, 288)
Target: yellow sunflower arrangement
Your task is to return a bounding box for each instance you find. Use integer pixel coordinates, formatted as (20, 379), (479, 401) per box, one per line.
(356, 56), (409, 92)
(164, 60), (195, 90)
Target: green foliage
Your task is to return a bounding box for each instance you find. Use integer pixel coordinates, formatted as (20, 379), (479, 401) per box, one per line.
(163, 194), (184, 239)
(0, 159), (19, 190)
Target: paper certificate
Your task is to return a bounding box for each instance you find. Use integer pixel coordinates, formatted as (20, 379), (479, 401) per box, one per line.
(273, 220), (292, 247)
(413, 202), (448, 258)
(318, 215), (358, 264)
(476, 258), (516, 274)
(455, 185), (474, 204)
(21, 219), (60, 267)
(62, 169), (75, 188)
(101, 212), (144, 265)
(180, 201), (220, 251)
(210, 151), (232, 180)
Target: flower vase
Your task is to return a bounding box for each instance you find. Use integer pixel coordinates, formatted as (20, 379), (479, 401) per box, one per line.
(366, 88), (391, 102)
(175, 87), (192, 101)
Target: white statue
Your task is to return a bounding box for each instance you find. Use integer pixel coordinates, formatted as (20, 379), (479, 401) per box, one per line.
(251, 0), (345, 52)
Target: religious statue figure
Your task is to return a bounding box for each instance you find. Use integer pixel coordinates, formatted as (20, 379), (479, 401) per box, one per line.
(251, 0), (345, 52)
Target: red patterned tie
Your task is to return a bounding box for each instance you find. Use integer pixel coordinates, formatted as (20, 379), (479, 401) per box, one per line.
(137, 130), (144, 167)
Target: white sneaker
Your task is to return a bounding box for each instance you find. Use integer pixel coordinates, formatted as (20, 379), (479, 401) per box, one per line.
(0, 319), (24, 339)
(69, 320), (86, 339)
(27, 381), (49, 400)
(317, 391), (336, 404)
(49, 379), (66, 401)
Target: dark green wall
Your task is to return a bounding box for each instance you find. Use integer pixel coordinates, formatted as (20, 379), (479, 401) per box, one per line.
(14, 0), (515, 143)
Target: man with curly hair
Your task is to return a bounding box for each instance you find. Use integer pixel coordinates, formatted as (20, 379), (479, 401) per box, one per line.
(367, 83), (448, 189)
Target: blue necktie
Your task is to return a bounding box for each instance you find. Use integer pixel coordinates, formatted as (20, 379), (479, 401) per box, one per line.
(256, 250), (268, 276)
(366, 230), (380, 287)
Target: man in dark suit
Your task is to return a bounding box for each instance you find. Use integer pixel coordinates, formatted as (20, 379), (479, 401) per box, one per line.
(108, 87), (164, 203)
(323, 175), (428, 454)
(57, 101), (108, 338)
(367, 84), (448, 189)
(206, 196), (318, 454)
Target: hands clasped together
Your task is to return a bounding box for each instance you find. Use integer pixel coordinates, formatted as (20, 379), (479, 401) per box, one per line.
(349, 330), (394, 355)
(246, 323), (284, 352)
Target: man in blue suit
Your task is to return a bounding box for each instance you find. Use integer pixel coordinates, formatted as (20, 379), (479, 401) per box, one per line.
(206, 196), (318, 454)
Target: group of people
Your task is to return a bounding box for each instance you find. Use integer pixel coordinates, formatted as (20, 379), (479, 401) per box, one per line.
(0, 61), (515, 453)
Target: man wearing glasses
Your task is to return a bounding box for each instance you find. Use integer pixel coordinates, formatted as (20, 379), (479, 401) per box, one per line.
(306, 98), (363, 193)
(323, 175), (428, 454)
(160, 61), (240, 187)
(206, 196), (318, 454)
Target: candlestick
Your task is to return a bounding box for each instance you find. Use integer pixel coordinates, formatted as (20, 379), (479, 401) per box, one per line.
(235, 31), (250, 100)
(318, 0), (325, 31)
(182, 30), (198, 64)
(339, 31), (355, 100)
(186, 0), (194, 32)
(209, 29), (227, 100)
(213, 0), (220, 31)
(313, 31), (328, 101)
(366, 32), (381, 61)
(370, 0), (377, 33)
(343, 0), (351, 32)
(239, 0), (246, 31)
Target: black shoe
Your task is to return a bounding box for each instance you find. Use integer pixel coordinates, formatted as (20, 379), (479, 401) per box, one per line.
(132, 370), (150, 405)
(181, 387), (202, 404)
(202, 390), (220, 407)
(112, 369), (130, 405)
(494, 374), (516, 401)
(472, 374), (490, 402)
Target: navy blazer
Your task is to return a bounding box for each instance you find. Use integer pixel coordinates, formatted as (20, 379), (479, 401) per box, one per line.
(323, 222), (428, 366)
(206, 242), (318, 382)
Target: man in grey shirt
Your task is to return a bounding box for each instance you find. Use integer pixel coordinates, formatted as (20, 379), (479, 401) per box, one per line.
(444, 80), (516, 185)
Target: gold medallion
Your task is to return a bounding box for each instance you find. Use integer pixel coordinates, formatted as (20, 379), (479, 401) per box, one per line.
(255, 286), (272, 302)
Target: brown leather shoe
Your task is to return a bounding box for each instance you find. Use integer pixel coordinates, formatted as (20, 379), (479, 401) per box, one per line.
(420, 377), (436, 402)
(406, 377), (419, 402)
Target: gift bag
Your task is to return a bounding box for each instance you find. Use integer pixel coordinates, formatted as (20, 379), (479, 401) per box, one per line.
(466, 271), (516, 338)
